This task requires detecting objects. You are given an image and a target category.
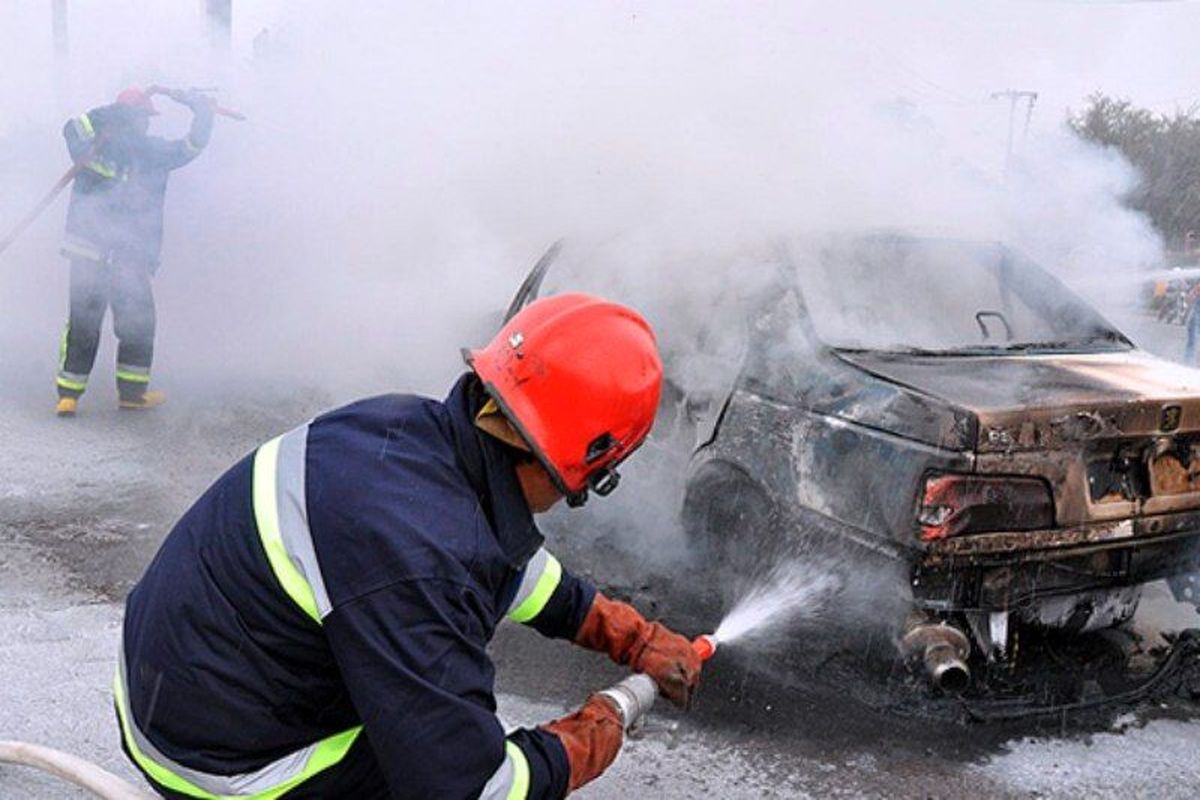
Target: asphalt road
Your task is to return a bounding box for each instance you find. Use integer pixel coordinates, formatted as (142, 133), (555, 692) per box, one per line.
(4, 324), (1200, 799)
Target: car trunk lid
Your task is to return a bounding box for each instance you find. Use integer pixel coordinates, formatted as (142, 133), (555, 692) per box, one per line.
(837, 349), (1200, 525)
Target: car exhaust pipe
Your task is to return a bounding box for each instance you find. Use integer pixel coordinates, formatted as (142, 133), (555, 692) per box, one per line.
(901, 612), (972, 694)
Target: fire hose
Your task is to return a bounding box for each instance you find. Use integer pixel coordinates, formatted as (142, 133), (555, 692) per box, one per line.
(0, 741), (150, 799)
(145, 86), (247, 121)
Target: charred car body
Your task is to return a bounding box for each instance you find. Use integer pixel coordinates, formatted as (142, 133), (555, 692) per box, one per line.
(681, 234), (1200, 691)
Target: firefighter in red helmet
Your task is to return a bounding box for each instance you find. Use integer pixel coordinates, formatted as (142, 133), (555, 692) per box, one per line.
(118, 293), (702, 798)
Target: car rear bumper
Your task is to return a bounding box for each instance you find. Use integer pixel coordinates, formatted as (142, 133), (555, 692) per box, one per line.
(912, 509), (1200, 612)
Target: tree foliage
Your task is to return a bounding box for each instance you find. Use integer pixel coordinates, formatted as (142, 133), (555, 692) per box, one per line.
(1069, 93), (1200, 250)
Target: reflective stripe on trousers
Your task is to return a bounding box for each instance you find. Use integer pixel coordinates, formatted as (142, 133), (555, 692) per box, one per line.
(56, 320), (88, 393)
(116, 363), (151, 384)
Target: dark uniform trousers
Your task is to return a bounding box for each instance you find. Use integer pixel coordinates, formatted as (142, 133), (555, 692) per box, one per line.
(58, 254), (156, 401)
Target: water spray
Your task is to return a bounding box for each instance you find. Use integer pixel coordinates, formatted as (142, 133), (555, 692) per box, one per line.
(598, 561), (845, 731)
(598, 636), (717, 731)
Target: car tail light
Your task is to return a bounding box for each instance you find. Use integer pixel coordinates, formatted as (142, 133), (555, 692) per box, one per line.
(917, 473), (1054, 542)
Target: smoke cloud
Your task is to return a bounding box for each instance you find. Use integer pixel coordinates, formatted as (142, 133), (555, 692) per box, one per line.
(1, 2), (1195, 573)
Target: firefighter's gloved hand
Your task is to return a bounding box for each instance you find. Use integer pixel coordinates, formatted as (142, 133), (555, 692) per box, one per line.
(574, 593), (702, 708)
(541, 694), (624, 793)
(630, 622), (702, 707)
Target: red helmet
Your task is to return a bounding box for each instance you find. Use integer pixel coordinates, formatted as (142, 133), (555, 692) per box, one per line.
(115, 87), (159, 115)
(465, 293), (662, 505)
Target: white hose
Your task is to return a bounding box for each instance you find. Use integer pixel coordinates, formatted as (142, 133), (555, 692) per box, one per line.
(0, 740), (152, 799)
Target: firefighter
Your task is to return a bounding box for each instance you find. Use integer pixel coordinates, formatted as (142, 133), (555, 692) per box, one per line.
(55, 86), (214, 417)
(116, 294), (703, 798)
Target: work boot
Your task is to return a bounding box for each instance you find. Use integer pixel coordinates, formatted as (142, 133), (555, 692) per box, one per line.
(119, 390), (166, 411)
(55, 397), (79, 418)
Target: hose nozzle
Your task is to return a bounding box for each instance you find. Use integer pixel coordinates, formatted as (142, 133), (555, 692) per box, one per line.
(598, 634), (718, 731)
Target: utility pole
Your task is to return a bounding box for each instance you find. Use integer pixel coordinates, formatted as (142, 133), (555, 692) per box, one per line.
(52, 0), (70, 115)
(990, 89), (1038, 177)
(206, 0), (232, 49)
(52, 0), (68, 57)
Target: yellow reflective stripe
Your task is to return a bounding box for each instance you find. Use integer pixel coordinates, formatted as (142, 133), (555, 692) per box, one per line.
(58, 324), (70, 371)
(56, 376), (87, 392)
(78, 113), (95, 138)
(116, 369), (151, 384)
(253, 437), (322, 623)
(86, 161), (116, 178)
(505, 742), (530, 800)
(113, 667), (219, 799)
(276, 727), (364, 796)
(114, 666), (363, 799)
(507, 554), (562, 624)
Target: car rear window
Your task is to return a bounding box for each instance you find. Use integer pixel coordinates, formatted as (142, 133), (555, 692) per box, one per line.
(791, 237), (1129, 354)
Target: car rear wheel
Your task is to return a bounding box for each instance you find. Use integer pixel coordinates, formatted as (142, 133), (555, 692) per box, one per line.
(681, 465), (784, 583)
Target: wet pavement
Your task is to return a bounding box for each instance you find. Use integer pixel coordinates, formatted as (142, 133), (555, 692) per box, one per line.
(3, 342), (1200, 798)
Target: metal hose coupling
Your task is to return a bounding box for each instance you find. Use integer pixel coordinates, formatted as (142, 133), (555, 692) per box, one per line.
(597, 635), (718, 731)
(598, 673), (659, 732)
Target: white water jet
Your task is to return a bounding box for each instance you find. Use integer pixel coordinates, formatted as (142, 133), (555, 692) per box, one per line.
(712, 560), (842, 647)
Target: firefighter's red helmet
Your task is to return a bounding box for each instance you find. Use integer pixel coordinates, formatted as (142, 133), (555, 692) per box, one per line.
(115, 87), (159, 115)
(465, 293), (662, 505)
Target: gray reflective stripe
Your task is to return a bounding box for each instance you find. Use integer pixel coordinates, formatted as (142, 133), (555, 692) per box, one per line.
(477, 748), (514, 800)
(478, 742), (530, 800)
(507, 548), (551, 617)
(115, 649), (337, 796)
(273, 424), (333, 620)
(184, 136), (204, 155)
(57, 370), (89, 384)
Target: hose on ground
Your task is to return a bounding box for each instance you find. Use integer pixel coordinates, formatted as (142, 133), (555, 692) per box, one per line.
(0, 740), (151, 799)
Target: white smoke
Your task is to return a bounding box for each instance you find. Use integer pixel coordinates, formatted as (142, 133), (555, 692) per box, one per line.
(0, 1), (1192, 558)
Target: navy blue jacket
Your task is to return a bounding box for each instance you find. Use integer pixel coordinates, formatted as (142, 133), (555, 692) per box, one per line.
(63, 102), (213, 264)
(122, 375), (594, 798)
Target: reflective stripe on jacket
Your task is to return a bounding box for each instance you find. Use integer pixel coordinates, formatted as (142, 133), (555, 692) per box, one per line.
(119, 374), (592, 798)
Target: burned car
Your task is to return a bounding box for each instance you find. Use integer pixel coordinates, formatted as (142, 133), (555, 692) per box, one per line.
(680, 234), (1200, 692)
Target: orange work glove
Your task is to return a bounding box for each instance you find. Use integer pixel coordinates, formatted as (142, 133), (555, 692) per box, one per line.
(574, 593), (702, 707)
(541, 694), (624, 793)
